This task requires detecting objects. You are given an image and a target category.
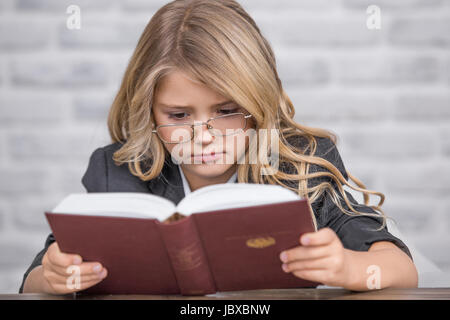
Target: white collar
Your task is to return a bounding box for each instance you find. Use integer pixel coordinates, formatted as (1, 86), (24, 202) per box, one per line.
(178, 165), (237, 196)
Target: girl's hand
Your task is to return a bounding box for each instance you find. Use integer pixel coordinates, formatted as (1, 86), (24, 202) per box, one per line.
(279, 227), (353, 288)
(40, 242), (108, 294)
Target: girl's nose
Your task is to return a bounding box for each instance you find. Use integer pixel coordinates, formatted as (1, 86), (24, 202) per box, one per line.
(193, 122), (214, 144)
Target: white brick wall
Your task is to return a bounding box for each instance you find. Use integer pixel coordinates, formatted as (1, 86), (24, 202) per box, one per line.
(0, 0), (449, 293)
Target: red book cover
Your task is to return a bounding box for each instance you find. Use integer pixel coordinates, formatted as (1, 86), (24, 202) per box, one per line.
(45, 193), (320, 295)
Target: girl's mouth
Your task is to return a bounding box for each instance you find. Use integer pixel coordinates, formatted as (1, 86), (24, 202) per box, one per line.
(191, 152), (223, 163)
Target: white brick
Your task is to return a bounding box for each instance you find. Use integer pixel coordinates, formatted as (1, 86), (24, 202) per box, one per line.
(0, 270), (26, 293)
(0, 0), (14, 11)
(0, 241), (44, 270)
(414, 240), (450, 272)
(54, 167), (89, 194)
(0, 94), (67, 124)
(291, 92), (392, 123)
(395, 94), (450, 121)
(0, 169), (49, 197)
(59, 19), (147, 49)
(447, 57), (450, 84)
(440, 128), (450, 157)
(73, 94), (113, 121)
(10, 198), (56, 232)
(277, 55), (330, 86)
(123, 0), (339, 12)
(384, 163), (450, 196)
(16, 0), (114, 11)
(342, 0), (445, 10)
(382, 199), (439, 236)
(258, 15), (381, 47)
(121, 0), (171, 11)
(390, 18), (450, 47)
(0, 135), (5, 167)
(340, 128), (438, 159)
(0, 19), (51, 50)
(6, 132), (94, 162)
(336, 55), (440, 84)
(0, 205), (4, 232)
(446, 202), (450, 235)
(10, 58), (109, 87)
(240, 0), (339, 11)
(108, 56), (131, 88)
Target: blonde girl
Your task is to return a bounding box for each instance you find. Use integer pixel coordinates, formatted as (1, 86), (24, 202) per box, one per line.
(21, 0), (417, 294)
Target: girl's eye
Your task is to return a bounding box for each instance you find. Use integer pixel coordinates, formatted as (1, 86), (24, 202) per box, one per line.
(168, 112), (189, 120)
(167, 107), (240, 120)
(218, 108), (240, 115)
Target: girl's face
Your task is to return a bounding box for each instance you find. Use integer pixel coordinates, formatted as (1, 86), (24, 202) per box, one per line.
(152, 70), (254, 183)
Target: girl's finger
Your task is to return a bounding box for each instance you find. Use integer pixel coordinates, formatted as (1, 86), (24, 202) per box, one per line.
(66, 268), (108, 284)
(280, 243), (331, 263)
(45, 268), (107, 294)
(300, 228), (337, 247)
(46, 243), (83, 268)
(282, 256), (333, 273)
(43, 268), (69, 287)
(291, 269), (328, 284)
(43, 266), (101, 286)
(51, 261), (105, 278)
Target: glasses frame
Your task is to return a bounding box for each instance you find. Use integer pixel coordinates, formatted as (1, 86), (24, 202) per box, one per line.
(152, 112), (253, 144)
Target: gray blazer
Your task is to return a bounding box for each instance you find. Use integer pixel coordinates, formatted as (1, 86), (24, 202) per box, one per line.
(19, 136), (412, 293)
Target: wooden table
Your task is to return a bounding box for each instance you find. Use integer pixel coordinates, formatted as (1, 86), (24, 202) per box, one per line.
(2, 288), (450, 300)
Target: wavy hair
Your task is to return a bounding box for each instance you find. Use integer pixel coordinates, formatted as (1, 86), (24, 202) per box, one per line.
(107, 0), (388, 230)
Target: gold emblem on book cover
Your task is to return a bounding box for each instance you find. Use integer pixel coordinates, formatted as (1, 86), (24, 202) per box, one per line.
(246, 236), (276, 248)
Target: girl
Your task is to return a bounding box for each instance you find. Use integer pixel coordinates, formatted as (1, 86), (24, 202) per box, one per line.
(20, 0), (417, 294)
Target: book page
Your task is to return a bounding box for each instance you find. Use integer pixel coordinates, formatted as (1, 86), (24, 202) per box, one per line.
(51, 193), (176, 221)
(176, 183), (302, 216)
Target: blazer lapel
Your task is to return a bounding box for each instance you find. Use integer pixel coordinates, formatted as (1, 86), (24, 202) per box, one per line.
(147, 158), (185, 205)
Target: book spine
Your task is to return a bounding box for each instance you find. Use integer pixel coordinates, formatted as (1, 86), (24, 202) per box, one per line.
(156, 215), (216, 295)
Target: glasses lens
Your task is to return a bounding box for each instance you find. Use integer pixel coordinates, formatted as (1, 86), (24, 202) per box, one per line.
(209, 113), (247, 136)
(157, 125), (192, 143)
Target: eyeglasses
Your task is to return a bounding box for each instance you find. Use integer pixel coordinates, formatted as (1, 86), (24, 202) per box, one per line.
(152, 112), (253, 144)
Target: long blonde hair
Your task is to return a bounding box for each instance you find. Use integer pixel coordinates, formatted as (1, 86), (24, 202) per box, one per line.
(107, 0), (388, 230)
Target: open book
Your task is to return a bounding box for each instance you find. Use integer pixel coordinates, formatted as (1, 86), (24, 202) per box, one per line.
(45, 183), (319, 295)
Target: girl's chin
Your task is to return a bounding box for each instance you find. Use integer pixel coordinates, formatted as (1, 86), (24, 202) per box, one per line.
(183, 162), (232, 170)
(181, 163), (235, 175)
(180, 155), (233, 166)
